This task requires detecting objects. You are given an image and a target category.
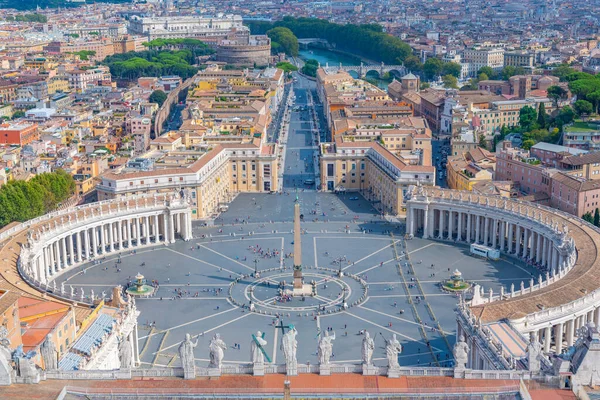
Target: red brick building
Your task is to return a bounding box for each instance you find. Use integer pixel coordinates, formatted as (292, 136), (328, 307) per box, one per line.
(0, 122), (39, 145)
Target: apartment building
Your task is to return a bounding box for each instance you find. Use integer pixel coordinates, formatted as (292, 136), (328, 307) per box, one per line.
(66, 67), (112, 93)
(462, 46), (505, 77)
(446, 147), (496, 191)
(504, 51), (535, 68)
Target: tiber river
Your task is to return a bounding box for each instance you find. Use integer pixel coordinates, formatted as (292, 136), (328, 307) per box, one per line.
(297, 47), (391, 89)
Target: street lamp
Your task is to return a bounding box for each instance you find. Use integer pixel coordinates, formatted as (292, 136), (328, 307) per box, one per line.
(254, 258), (260, 278)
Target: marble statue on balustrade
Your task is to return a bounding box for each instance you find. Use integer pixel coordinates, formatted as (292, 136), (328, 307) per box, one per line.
(527, 332), (543, 374)
(386, 334), (402, 369)
(179, 333), (198, 379)
(119, 335), (133, 369)
(361, 331), (374, 365)
(567, 323), (600, 387)
(318, 330), (335, 365)
(282, 325), (298, 375)
(12, 344), (40, 384)
(40, 333), (57, 370)
(208, 333), (227, 370)
(0, 327), (12, 385)
(453, 336), (469, 373)
(250, 331), (267, 364)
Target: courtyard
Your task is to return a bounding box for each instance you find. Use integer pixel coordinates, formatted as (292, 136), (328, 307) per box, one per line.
(58, 192), (540, 371)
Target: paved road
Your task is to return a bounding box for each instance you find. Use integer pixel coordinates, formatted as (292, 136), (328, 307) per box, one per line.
(432, 138), (450, 188)
(281, 73), (321, 191)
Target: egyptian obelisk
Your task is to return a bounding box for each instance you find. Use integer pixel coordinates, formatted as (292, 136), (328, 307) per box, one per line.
(293, 194), (303, 290)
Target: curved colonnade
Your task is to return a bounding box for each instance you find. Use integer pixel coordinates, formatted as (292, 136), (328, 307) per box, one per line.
(405, 186), (600, 356)
(16, 193), (193, 304)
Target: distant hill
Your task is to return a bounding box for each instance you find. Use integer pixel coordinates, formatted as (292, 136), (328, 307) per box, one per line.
(0, 0), (133, 11)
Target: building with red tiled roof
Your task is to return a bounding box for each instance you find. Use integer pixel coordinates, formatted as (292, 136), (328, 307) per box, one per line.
(18, 296), (76, 369)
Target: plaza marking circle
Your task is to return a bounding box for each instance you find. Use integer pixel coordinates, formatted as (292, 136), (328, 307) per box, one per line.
(246, 272), (350, 311)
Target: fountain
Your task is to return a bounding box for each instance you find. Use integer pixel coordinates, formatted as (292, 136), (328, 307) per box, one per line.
(441, 269), (471, 292)
(125, 272), (155, 297)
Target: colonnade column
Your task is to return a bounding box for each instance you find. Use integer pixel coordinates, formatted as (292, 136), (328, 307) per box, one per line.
(423, 208), (429, 239)
(68, 234), (74, 265)
(466, 213), (472, 242)
(126, 219), (132, 248)
(522, 229), (528, 259)
(100, 224), (106, 254)
(76, 231), (82, 263)
(84, 228), (90, 260)
(117, 220), (122, 249)
(91, 226), (98, 257)
(154, 215), (160, 242)
(145, 217), (150, 244)
(475, 215), (480, 243)
(544, 326), (552, 353)
(555, 323), (564, 354)
(515, 226), (521, 255)
(566, 319), (575, 347)
(457, 212), (463, 241)
(61, 237), (68, 268)
(109, 222), (114, 252)
(507, 224), (514, 253)
(49, 243), (56, 274)
(483, 217), (489, 245)
(438, 210), (444, 239)
(448, 211), (454, 240)
(535, 233), (544, 264)
(134, 217), (140, 246)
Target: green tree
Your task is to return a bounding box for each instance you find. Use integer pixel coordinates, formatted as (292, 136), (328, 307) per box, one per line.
(441, 62), (462, 78)
(12, 110), (25, 119)
(519, 105), (538, 130)
(149, 90), (168, 107)
(537, 102), (547, 129)
(595, 208), (600, 227)
(522, 139), (535, 150)
(460, 78), (479, 91)
(442, 74), (458, 89)
(587, 90), (600, 114)
(266, 27), (299, 56)
(478, 72), (489, 82)
(555, 106), (576, 128)
(501, 65), (526, 80)
(478, 134), (487, 149)
(275, 62), (298, 73)
(547, 85), (567, 108)
(423, 57), (443, 80)
(551, 64), (577, 81)
(574, 99), (593, 118)
(583, 212), (594, 224)
(569, 79), (600, 99)
(301, 59), (319, 77)
(403, 55), (423, 73)
(477, 66), (496, 80)
(247, 17), (412, 64)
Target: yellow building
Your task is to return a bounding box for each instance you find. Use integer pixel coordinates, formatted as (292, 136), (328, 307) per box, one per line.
(446, 147), (495, 191)
(48, 78), (70, 95)
(320, 136), (435, 215)
(97, 142), (279, 219)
